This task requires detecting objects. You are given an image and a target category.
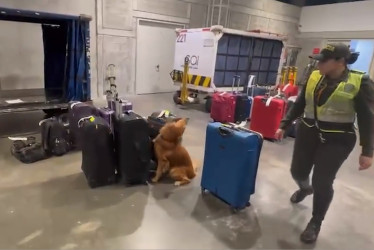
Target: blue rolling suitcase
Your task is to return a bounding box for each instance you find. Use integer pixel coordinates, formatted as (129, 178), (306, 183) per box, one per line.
(201, 122), (263, 210)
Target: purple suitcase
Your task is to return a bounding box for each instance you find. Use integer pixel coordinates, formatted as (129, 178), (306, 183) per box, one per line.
(68, 102), (98, 149)
(108, 98), (133, 113)
(98, 107), (115, 131)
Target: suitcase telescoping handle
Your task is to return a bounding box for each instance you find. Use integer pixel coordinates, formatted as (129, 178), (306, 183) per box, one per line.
(247, 75), (256, 97)
(232, 75), (241, 93)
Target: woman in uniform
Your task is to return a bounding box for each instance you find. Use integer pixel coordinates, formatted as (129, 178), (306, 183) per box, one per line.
(275, 43), (374, 244)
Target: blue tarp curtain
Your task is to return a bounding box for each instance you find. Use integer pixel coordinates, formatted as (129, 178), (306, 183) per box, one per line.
(0, 7), (91, 102)
(42, 24), (68, 100)
(65, 20), (90, 101)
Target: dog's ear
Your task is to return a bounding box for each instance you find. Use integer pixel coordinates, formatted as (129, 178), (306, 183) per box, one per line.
(175, 118), (187, 128)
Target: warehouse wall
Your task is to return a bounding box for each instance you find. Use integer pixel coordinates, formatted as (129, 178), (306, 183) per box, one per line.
(299, 1), (374, 33)
(97, 0), (209, 97)
(0, 22), (44, 91)
(0, 0), (98, 98)
(297, 1), (374, 79)
(0, 0), (301, 98)
(227, 0), (301, 44)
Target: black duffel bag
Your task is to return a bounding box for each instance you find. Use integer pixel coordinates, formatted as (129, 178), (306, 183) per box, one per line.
(11, 137), (48, 164)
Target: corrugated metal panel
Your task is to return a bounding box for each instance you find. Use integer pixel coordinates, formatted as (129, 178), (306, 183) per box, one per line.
(136, 0), (190, 18)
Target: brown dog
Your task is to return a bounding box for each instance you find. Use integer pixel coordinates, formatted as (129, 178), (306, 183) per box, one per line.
(152, 118), (197, 186)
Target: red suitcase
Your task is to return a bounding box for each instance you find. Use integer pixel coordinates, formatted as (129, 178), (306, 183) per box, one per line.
(281, 84), (298, 98)
(250, 96), (286, 140)
(210, 92), (236, 123)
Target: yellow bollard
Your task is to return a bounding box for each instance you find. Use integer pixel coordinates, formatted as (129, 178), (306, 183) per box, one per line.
(293, 67), (298, 86)
(181, 56), (190, 104)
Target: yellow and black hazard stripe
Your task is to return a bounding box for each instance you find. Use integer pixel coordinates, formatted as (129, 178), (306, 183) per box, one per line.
(170, 70), (211, 88)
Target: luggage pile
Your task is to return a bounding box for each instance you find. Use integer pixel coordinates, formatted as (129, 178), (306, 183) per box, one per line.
(9, 95), (180, 189)
(210, 75), (273, 123)
(201, 77), (299, 210)
(210, 74), (299, 140)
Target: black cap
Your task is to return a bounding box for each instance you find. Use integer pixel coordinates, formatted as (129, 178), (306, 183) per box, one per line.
(309, 43), (351, 62)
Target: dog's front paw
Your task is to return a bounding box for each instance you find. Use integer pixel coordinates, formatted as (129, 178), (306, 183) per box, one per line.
(151, 177), (159, 183)
(174, 181), (182, 186)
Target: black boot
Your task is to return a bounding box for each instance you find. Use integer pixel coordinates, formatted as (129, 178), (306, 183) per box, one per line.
(300, 218), (321, 244)
(290, 187), (313, 203)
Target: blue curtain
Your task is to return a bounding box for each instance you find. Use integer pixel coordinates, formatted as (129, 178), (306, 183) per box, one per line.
(66, 20), (90, 101)
(42, 23), (68, 101)
(42, 19), (90, 102)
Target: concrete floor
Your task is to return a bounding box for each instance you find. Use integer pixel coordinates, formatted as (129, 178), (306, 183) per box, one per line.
(0, 93), (373, 249)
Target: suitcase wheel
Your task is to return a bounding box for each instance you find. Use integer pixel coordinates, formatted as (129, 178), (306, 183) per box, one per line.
(246, 202), (251, 207)
(231, 207), (240, 214)
(201, 187), (208, 196)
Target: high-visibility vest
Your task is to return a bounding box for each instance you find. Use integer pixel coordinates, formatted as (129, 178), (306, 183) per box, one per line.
(304, 70), (363, 124)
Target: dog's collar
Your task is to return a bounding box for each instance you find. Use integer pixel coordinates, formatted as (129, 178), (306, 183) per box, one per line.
(160, 135), (182, 144)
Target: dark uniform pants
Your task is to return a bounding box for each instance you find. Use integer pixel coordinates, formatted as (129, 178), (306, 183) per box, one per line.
(291, 121), (356, 222)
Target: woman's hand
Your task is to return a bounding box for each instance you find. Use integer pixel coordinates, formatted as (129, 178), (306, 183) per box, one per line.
(275, 129), (285, 141)
(359, 155), (373, 170)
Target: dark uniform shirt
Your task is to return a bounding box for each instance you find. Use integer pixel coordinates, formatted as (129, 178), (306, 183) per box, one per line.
(280, 69), (374, 157)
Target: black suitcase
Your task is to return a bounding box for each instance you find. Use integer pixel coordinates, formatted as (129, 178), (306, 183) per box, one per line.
(68, 102), (98, 150)
(80, 116), (117, 188)
(231, 76), (250, 123)
(235, 94), (251, 123)
(114, 112), (152, 185)
(147, 110), (181, 139)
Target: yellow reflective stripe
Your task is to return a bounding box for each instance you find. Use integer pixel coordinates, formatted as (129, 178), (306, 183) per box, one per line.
(319, 129), (355, 134)
(188, 74), (193, 83)
(301, 119), (355, 134)
(203, 77), (211, 87)
(194, 75), (201, 86)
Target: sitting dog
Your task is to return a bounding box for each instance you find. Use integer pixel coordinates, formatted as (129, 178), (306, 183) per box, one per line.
(152, 118), (197, 186)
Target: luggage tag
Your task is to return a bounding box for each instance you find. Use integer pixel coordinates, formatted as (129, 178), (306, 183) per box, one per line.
(78, 116), (94, 128)
(157, 110), (170, 118)
(157, 110), (165, 118)
(265, 97), (274, 107)
(282, 84), (290, 92)
(8, 137), (28, 141)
